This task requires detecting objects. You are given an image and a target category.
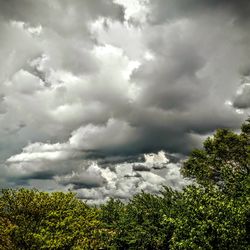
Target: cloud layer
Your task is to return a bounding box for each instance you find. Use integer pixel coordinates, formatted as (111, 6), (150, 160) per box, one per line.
(0, 0), (249, 200)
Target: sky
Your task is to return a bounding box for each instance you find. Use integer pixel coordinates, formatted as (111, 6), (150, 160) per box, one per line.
(0, 0), (249, 204)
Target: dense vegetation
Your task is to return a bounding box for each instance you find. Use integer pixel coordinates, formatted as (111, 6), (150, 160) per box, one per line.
(0, 120), (249, 249)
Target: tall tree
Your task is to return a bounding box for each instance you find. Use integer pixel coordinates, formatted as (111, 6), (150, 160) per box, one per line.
(181, 119), (250, 195)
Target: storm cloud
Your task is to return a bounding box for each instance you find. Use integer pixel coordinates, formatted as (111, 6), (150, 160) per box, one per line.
(0, 0), (249, 201)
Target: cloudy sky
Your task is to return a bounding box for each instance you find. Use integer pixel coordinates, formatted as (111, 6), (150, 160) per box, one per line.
(0, 0), (249, 203)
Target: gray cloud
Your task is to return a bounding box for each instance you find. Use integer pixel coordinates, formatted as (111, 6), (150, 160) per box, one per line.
(233, 82), (250, 109)
(56, 168), (106, 190)
(0, 0), (249, 201)
(148, 0), (250, 24)
(0, 0), (124, 28)
(3, 150), (189, 203)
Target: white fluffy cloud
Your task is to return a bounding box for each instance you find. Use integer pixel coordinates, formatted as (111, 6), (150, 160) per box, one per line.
(59, 152), (189, 204)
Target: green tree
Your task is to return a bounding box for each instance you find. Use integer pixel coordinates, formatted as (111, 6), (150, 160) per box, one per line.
(175, 119), (250, 249)
(100, 189), (181, 250)
(181, 119), (250, 196)
(0, 188), (107, 249)
(169, 185), (249, 249)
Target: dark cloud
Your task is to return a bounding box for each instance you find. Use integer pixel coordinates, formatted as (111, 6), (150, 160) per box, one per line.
(148, 0), (250, 24)
(133, 164), (151, 171)
(57, 175), (106, 190)
(233, 83), (250, 109)
(0, 0), (249, 202)
(0, 0), (124, 27)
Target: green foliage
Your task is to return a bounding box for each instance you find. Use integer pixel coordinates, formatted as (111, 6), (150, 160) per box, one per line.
(99, 198), (125, 227)
(98, 188), (182, 249)
(181, 119), (250, 195)
(108, 192), (173, 249)
(0, 120), (249, 249)
(170, 185), (249, 249)
(0, 189), (108, 249)
(0, 216), (15, 250)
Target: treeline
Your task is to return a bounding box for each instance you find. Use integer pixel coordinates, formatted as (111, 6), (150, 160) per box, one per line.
(0, 120), (249, 249)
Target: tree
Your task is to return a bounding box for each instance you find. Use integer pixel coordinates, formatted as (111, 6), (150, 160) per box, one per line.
(169, 185), (249, 249)
(99, 189), (181, 249)
(0, 189), (105, 249)
(181, 119), (250, 196)
(175, 119), (250, 249)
